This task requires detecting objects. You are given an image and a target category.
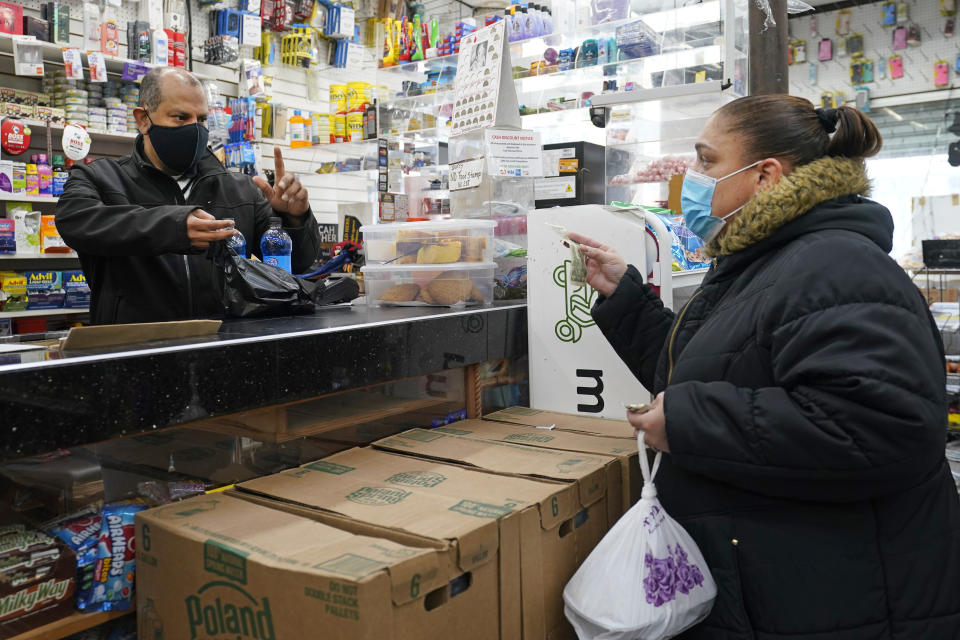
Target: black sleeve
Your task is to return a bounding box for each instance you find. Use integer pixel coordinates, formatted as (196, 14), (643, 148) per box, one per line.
(591, 265), (675, 392)
(55, 164), (195, 256)
(664, 298), (947, 503)
(251, 189), (321, 273)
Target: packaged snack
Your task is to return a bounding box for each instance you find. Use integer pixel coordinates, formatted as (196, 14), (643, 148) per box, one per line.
(90, 502), (145, 611)
(653, 211), (710, 271)
(41, 214), (70, 253)
(46, 508), (101, 553)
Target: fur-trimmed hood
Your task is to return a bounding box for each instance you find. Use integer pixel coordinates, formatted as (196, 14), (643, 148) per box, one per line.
(707, 156), (873, 256)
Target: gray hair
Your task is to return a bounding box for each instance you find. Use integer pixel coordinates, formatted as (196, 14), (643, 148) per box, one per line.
(139, 67), (203, 111)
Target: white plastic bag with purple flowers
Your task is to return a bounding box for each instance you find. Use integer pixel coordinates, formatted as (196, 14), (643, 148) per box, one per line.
(563, 434), (716, 639)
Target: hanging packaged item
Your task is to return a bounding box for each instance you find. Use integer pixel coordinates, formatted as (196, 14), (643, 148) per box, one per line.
(882, 2), (897, 26)
(892, 26), (907, 50)
(846, 33), (864, 57)
(935, 60), (950, 86)
(818, 38), (832, 61)
(12, 37), (44, 76)
(563, 434), (717, 640)
(907, 22), (921, 45)
(792, 40), (806, 64)
(943, 0), (957, 16)
(896, 1), (909, 24)
(889, 54), (904, 79)
(835, 9), (851, 35)
(855, 87), (870, 112)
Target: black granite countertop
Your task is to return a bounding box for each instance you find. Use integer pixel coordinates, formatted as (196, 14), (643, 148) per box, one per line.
(0, 303), (527, 458)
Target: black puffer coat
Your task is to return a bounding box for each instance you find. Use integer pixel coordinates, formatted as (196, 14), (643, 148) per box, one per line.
(593, 157), (960, 639)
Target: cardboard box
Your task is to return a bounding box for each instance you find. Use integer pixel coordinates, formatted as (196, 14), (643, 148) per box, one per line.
(0, 508), (77, 637)
(136, 493), (464, 640)
(432, 419), (641, 515)
(485, 406), (634, 439)
(236, 447), (584, 640)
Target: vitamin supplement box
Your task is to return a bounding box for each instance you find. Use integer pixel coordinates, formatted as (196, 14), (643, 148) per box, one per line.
(360, 219), (495, 265)
(361, 262), (495, 307)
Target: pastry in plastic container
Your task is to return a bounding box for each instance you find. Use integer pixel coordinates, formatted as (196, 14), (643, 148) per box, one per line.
(362, 263), (495, 307)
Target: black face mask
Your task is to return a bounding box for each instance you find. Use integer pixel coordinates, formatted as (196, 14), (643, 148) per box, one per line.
(145, 113), (209, 175)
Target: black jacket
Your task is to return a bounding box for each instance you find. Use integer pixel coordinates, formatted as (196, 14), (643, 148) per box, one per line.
(594, 160), (960, 639)
(55, 139), (321, 324)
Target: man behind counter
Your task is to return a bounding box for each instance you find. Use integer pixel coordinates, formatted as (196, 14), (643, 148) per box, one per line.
(55, 67), (321, 325)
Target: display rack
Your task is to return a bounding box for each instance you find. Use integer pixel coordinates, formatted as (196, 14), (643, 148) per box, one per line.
(9, 606), (132, 640)
(0, 33), (152, 76)
(0, 308), (89, 319)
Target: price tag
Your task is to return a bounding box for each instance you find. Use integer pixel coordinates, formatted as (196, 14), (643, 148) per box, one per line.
(62, 124), (92, 161)
(62, 48), (85, 80)
(87, 52), (108, 82)
(122, 61), (149, 83)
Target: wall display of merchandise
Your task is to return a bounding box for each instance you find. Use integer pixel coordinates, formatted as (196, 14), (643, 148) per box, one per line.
(788, 0), (960, 107)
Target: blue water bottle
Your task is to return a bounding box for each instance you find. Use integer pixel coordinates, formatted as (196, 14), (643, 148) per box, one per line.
(260, 217), (293, 273)
(227, 229), (247, 257)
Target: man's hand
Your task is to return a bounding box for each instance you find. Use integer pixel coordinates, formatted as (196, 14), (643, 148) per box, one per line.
(253, 147), (310, 220)
(187, 209), (236, 249)
(628, 392), (670, 452)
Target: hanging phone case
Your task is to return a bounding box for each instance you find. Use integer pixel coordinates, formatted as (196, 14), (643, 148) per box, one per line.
(863, 59), (875, 82)
(946, 17), (955, 35)
(794, 40), (806, 63)
(847, 33), (864, 56)
(890, 54), (904, 78)
(907, 23), (921, 45)
(935, 60), (950, 86)
(809, 61), (818, 83)
(836, 9), (851, 35)
(882, 2), (897, 26)
(855, 87), (870, 111)
(893, 26), (908, 49)
(878, 56), (887, 79)
(897, 1), (910, 23)
(942, 0), (957, 16)
(821, 92), (836, 108)
(956, 53), (960, 73)
(837, 37), (848, 57)
(819, 38), (833, 61)
(850, 60), (864, 84)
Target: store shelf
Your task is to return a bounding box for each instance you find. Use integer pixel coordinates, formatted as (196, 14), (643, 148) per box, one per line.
(0, 308), (89, 319)
(0, 194), (57, 204)
(0, 33), (152, 76)
(0, 252), (77, 260)
(590, 78), (730, 107)
(9, 606), (133, 640)
(673, 269), (707, 288)
(24, 118), (137, 144)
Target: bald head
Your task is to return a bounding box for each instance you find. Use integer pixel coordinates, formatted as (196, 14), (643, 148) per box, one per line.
(139, 67), (203, 112)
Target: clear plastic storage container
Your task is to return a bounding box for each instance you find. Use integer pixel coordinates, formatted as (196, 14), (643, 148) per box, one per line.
(361, 262), (496, 307)
(360, 220), (496, 265)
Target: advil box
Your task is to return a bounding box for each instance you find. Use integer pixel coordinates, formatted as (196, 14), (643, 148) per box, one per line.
(432, 418), (641, 515)
(136, 493), (452, 640)
(23, 271), (61, 293)
(61, 270), (89, 292)
(236, 447), (583, 640)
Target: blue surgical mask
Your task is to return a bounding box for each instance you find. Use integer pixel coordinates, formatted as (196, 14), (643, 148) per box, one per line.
(681, 161), (762, 243)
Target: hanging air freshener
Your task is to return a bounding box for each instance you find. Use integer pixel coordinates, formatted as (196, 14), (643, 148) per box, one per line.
(907, 22), (921, 45)
(810, 15), (818, 36)
(836, 9), (852, 35)
(0, 118), (31, 155)
(882, 2), (897, 26)
(897, 1), (910, 24)
(819, 38), (833, 61)
(809, 60), (818, 84)
(878, 55), (887, 79)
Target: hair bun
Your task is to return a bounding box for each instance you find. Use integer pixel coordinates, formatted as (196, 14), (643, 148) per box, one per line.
(815, 107), (839, 134)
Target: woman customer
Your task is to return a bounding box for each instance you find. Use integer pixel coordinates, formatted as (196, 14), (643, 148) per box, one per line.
(572, 95), (960, 639)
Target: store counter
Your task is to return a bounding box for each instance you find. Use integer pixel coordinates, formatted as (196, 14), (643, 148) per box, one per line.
(0, 303), (528, 459)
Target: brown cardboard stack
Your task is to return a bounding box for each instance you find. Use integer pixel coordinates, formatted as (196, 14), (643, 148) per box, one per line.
(234, 446), (592, 640)
(485, 406), (635, 439)
(135, 493), (467, 640)
(430, 418), (641, 514)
